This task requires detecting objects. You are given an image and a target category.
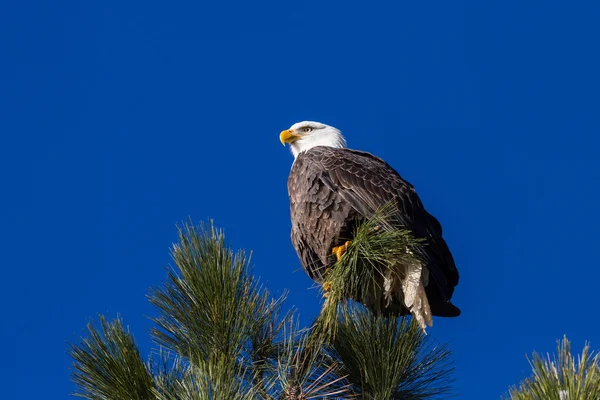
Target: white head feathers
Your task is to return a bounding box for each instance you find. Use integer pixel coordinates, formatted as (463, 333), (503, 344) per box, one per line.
(280, 121), (347, 159)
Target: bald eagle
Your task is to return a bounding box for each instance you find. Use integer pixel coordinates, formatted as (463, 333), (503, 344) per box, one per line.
(280, 121), (460, 329)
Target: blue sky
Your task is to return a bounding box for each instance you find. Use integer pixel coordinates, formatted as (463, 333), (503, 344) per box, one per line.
(2, 1), (599, 398)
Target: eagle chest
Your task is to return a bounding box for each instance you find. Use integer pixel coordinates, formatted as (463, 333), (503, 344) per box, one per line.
(288, 156), (352, 271)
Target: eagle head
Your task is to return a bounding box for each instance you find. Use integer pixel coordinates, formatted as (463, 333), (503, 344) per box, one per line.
(280, 121), (347, 158)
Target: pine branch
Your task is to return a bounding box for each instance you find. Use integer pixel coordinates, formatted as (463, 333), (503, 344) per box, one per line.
(149, 349), (186, 399)
(324, 304), (454, 399)
(68, 315), (155, 400)
(69, 218), (456, 399)
(314, 202), (426, 341)
(149, 348), (262, 400)
(148, 220), (288, 398)
(249, 295), (294, 399)
(504, 336), (600, 400)
(272, 320), (355, 399)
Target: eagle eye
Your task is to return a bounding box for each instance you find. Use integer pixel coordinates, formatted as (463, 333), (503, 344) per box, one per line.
(302, 127), (313, 133)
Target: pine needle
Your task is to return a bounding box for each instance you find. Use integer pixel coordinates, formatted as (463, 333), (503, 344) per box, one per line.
(68, 315), (155, 400)
(314, 202), (426, 341)
(273, 319), (355, 399)
(68, 218), (455, 399)
(325, 304), (454, 399)
(504, 336), (600, 400)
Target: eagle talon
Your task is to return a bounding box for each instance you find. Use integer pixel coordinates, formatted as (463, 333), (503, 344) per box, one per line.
(332, 241), (352, 262)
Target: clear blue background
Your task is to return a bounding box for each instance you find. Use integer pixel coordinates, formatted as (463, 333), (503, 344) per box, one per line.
(2, 1), (599, 398)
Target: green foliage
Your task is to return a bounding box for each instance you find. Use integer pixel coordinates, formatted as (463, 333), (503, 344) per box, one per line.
(69, 219), (454, 399)
(150, 353), (257, 400)
(148, 221), (285, 378)
(316, 203), (426, 340)
(148, 220), (291, 398)
(271, 320), (354, 398)
(68, 316), (155, 399)
(329, 306), (454, 399)
(504, 336), (600, 400)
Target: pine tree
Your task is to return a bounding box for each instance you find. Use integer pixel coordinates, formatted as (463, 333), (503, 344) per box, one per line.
(68, 218), (455, 399)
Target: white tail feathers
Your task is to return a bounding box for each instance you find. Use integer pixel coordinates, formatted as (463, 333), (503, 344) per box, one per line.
(383, 249), (433, 333)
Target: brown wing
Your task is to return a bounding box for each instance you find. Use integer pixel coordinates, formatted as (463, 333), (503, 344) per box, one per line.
(287, 151), (357, 281)
(287, 146), (459, 306)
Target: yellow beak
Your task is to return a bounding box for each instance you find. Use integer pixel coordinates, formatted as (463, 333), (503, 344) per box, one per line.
(280, 129), (303, 145)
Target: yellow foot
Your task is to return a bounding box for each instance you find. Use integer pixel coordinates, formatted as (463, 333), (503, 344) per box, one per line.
(322, 281), (332, 297)
(332, 241), (352, 262)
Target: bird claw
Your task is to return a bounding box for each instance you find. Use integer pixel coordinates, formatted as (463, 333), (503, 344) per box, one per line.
(332, 241), (352, 262)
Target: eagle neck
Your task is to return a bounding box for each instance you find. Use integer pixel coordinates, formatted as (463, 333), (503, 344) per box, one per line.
(292, 146), (330, 164)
